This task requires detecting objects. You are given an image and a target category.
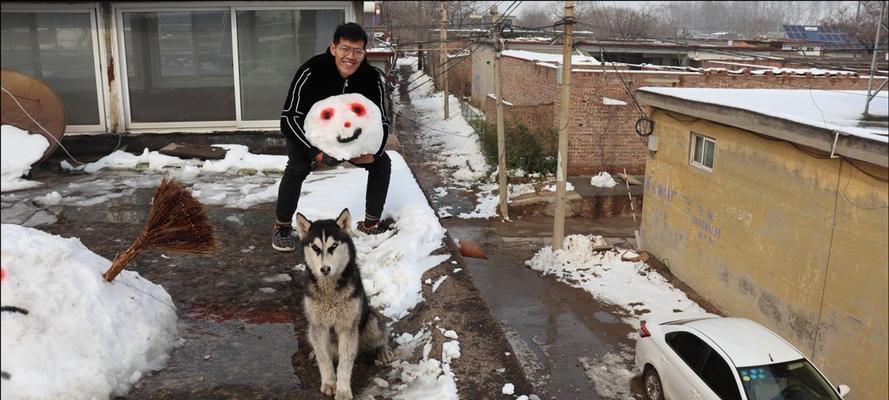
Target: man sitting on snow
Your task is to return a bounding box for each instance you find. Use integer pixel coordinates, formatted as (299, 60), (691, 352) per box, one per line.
(273, 22), (391, 252)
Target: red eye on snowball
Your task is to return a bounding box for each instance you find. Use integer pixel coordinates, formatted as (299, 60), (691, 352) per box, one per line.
(350, 103), (366, 116)
(321, 108), (334, 120)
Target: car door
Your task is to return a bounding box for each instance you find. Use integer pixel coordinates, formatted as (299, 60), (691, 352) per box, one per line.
(663, 330), (716, 400)
(699, 350), (743, 400)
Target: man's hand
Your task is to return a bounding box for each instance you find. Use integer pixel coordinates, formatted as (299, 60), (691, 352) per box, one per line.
(350, 154), (375, 165)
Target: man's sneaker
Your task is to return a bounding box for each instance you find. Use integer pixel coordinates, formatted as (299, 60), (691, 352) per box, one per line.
(272, 223), (298, 252)
(356, 220), (389, 235)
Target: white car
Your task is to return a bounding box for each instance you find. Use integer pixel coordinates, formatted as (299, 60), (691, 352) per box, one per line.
(634, 313), (850, 400)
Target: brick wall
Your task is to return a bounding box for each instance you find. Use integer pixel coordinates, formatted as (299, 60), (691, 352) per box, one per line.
(482, 95), (554, 133)
(491, 56), (885, 175)
(424, 41), (473, 98)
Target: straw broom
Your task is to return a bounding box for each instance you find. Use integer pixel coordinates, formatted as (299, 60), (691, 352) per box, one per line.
(102, 177), (217, 282)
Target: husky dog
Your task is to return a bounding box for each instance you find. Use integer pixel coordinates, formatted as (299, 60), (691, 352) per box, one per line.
(296, 208), (394, 400)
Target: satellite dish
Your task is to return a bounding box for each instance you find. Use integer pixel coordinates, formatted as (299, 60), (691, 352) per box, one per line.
(1, 69), (66, 163)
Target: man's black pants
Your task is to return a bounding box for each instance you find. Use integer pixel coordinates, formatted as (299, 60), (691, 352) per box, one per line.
(275, 134), (391, 224)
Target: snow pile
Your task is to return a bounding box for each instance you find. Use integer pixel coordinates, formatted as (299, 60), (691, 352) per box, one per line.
(1, 125), (49, 192)
(396, 56), (417, 67)
(201, 144), (284, 173)
(526, 235), (705, 329)
(590, 171), (618, 188)
(579, 346), (637, 400)
(361, 324), (460, 399)
(408, 92), (488, 183)
(66, 145), (285, 175)
(543, 181), (575, 192)
(354, 203), (449, 320)
(1, 224), (178, 399)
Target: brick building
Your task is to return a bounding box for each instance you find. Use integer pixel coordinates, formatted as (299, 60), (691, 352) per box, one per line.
(465, 46), (886, 175)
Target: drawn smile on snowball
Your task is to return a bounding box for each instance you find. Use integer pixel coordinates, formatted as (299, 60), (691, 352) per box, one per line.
(337, 128), (363, 143)
(304, 93), (384, 160)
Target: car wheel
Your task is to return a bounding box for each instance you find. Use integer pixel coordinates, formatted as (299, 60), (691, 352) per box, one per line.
(644, 366), (665, 400)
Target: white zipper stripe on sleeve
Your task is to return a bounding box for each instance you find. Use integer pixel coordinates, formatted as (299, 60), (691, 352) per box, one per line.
(284, 69), (311, 112)
(283, 116), (312, 148)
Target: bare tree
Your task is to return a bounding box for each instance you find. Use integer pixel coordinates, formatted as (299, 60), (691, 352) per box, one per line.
(821, 1), (888, 49)
(516, 3), (555, 29)
(379, 1), (483, 47)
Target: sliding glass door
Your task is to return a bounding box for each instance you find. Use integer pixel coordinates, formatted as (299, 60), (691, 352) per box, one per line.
(0, 11), (103, 128)
(121, 10), (235, 123)
(235, 9), (342, 121)
(115, 3), (348, 129)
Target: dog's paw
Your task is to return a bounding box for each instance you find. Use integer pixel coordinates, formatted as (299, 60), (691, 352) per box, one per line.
(320, 382), (336, 396)
(377, 349), (395, 364)
(335, 387), (353, 400)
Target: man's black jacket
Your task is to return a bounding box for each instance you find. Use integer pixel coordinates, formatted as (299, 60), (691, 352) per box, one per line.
(280, 51), (390, 159)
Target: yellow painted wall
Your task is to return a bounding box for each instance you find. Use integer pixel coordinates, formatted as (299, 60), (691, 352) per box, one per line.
(640, 109), (888, 400)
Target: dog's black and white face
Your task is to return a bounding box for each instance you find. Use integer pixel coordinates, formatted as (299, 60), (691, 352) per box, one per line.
(296, 208), (354, 279)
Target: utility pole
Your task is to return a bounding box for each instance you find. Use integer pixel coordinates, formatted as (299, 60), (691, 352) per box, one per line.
(864, 1), (887, 117)
(492, 6), (509, 220)
(440, 2), (449, 119)
(553, 0), (574, 250)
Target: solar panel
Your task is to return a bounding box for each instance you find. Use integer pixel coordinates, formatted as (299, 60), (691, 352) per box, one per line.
(782, 25), (865, 50)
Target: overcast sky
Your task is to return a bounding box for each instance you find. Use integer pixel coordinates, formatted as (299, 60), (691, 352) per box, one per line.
(493, 1), (859, 18)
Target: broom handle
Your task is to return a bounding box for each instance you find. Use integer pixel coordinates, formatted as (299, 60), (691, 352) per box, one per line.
(103, 233), (147, 282)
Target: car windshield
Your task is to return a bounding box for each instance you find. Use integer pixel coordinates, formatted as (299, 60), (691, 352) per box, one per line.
(738, 359), (840, 400)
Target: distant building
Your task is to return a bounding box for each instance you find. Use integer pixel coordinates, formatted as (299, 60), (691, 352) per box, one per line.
(1, 1), (364, 135)
(637, 87), (888, 400)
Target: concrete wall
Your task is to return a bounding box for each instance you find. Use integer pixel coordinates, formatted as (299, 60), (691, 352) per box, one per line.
(640, 111), (889, 400)
(470, 45), (496, 108)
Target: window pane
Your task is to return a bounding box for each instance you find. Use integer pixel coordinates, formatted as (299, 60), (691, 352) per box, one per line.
(704, 139), (715, 167)
(693, 135), (704, 163)
(122, 11), (234, 122)
(702, 352), (741, 400)
(738, 361), (841, 400)
(1, 12), (100, 125)
(236, 9), (343, 121)
(667, 332), (710, 371)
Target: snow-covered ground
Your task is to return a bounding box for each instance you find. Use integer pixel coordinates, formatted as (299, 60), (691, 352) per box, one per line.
(1, 224), (178, 400)
(396, 58), (551, 220)
(2, 131), (463, 397)
(526, 234), (707, 398)
(1, 125), (49, 192)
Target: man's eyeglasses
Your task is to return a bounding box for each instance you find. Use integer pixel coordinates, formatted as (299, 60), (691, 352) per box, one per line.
(336, 45), (366, 57)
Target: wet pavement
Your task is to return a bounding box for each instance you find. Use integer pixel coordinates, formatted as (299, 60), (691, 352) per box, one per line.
(394, 62), (646, 399)
(0, 61), (655, 400)
(3, 162), (532, 399)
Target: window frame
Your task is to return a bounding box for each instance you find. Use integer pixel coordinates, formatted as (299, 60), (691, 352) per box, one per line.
(0, 5), (108, 134)
(690, 132), (716, 172)
(665, 331), (743, 400)
(113, 1), (352, 132)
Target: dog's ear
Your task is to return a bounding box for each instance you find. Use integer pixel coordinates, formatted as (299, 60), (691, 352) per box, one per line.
(336, 208), (352, 233)
(295, 213), (312, 238)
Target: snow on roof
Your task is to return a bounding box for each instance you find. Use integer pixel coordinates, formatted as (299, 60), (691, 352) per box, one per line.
(502, 49), (600, 66)
(639, 87), (889, 143)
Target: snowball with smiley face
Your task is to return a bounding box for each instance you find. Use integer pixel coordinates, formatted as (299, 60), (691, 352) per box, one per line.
(303, 93), (384, 161)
